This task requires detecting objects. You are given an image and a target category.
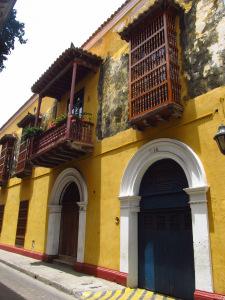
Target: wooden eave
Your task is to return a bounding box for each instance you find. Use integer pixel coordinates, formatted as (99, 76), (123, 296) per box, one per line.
(17, 113), (35, 128)
(31, 46), (102, 99)
(119, 0), (183, 41)
(0, 134), (16, 145)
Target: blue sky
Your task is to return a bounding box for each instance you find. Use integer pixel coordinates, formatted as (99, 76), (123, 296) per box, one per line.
(0, 0), (125, 127)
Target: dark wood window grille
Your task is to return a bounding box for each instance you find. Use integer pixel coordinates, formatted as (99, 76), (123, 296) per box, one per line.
(15, 200), (29, 247)
(0, 205), (5, 234)
(0, 135), (16, 187)
(15, 113), (36, 178)
(128, 8), (181, 123)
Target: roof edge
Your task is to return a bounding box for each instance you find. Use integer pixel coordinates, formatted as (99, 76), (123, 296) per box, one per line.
(0, 94), (38, 134)
(82, 0), (140, 50)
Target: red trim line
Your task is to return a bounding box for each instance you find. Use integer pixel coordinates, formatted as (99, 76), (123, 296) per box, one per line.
(195, 290), (225, 300)
(0, 243), (44, 260)
(74, 262), (127, 286)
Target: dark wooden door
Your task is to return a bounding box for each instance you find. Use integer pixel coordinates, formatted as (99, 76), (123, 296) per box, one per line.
(16, 200), (29, 247)
(59, 183), (79, 258)
(138, 159), (195, 300)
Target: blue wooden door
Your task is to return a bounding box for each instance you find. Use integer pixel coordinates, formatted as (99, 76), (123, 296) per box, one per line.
(138, 159), (195, 300)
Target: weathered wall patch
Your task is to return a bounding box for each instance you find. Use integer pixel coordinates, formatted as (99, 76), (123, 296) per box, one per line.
(97, 54), (129, 140)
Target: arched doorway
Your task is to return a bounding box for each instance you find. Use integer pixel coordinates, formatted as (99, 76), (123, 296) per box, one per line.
(58, 182), (80, 260)
(138, 159), (195, 299)
(46, 168), (88, 264)
(119, 138), (213, 294)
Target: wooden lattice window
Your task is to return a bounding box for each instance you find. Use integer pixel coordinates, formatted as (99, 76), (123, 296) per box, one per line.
(0, 135), (16, 187)
(130, 10), (180, 118)
(120, 2), (183, 127)
(15, 113), (36, 179)
(15, 200), (29, 247)
(0, 205), (5, 234)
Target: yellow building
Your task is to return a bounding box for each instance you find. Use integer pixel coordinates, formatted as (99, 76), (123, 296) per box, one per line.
(0, 0), (225, 299)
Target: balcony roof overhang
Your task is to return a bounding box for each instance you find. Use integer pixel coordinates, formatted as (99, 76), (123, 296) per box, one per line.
(31, 45), (102, 99)
(119, 0), (183, 42)
(17, 113), (36, 128)
(0, 134), (16, 145)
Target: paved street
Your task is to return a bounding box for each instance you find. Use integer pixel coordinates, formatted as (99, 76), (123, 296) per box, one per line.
(0, 262), (77, 300)
(0, 251), (177, 299)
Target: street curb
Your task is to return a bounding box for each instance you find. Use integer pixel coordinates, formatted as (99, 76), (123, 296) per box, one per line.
(0, 258), (79, 298)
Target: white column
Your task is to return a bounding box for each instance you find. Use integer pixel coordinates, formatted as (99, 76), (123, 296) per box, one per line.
(119, 196), (141, 287)
(76, 201), (88, 263)
(184, 186), (213, 292)
(46, 205), (62, 256)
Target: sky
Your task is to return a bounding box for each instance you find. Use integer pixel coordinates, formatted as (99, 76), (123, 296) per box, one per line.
(0, 0), (126, 128)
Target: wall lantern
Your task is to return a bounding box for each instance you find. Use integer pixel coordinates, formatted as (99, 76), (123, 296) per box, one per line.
(214, 125), (225, 155)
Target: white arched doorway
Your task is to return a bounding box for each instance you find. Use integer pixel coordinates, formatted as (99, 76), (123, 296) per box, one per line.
(46, 168), (88, 263)
(119, 138), (213, 293)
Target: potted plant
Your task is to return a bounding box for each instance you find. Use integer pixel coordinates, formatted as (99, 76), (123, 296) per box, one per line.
(50, 114), (67, 128)
(22, 127), (44, 141)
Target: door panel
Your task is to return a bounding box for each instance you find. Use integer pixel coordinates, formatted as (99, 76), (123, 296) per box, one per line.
(139, 208), (195, 299)
(59, 202), (79, 257)
(59, 182), (80, 259)
(138, 159), (195, 299)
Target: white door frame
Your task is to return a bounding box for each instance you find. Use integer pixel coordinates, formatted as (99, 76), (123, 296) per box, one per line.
(46, 168), (88, 263)
(119, 138), (213, 292)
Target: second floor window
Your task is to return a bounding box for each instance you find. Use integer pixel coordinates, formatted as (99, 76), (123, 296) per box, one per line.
(68, 88), (84, 118)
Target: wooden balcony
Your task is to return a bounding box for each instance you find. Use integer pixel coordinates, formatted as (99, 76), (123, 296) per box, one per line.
(120, 1), (184, 130)
(0, 134), (16, 187)
(30, 116), (94, 168)
(15, 140), (32, 178)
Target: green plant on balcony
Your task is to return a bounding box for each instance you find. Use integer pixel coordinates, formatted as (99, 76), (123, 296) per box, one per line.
(22, 127), (44, 141)
(49, 114), (67, 128)
(80, 112), (92, 122)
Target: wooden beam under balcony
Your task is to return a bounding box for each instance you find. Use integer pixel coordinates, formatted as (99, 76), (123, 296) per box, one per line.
(129, 102), (183, 130)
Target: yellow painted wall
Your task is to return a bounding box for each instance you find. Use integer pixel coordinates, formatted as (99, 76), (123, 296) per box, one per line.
(0, 0), (225, 295)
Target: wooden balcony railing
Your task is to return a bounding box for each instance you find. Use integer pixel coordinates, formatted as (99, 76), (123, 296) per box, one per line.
(0, 135), (16, 187)
(120, 6), (183, 129)
(15, 139), (32, 178)
(30, 116), (94, 168)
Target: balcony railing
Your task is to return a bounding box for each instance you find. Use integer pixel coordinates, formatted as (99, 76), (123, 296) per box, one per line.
(120, 7), (183, 130)
(0, 135), (16, 186)
(15, 139), (32, 178)
(30, 116), (94, 168)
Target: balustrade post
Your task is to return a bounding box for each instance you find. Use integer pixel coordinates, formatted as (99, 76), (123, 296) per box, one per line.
(67, 62), (78, 138)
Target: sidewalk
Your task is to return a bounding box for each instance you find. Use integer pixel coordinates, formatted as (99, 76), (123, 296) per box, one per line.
(0, 249), (124, 298)
(0, 249), (176, 299)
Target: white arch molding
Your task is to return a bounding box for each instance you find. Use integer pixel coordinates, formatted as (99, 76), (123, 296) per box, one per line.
(46, 168), (88, 263)
(119, 138), (213, 292)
